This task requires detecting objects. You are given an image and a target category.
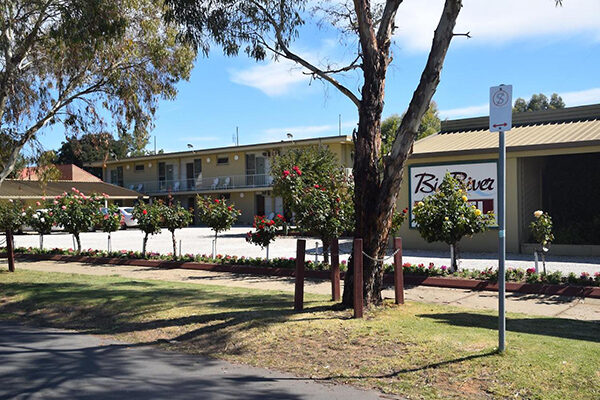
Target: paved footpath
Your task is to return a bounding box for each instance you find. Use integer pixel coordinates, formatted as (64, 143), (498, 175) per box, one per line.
(5, 259), (600, 321)
(0, 322), (391, 400)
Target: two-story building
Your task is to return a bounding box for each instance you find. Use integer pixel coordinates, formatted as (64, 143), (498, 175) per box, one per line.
(90, 135), (354, 225)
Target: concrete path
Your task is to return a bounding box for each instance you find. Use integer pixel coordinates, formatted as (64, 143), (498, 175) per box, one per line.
(7, 227), (600, 275)
(6, 259), (600, 321)
(0, 322), (390, 400)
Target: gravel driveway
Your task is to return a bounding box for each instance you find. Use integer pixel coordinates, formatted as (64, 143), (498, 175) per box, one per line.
(7, 226), (600, 275)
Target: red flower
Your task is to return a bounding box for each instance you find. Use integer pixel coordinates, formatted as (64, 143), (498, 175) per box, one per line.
(276, 214), (283, 219)
(403, 208), (408, 214)
(142, 209), (148, 215)
(314, 184), (319, 189)
(227, 206), (232, 211)
(282, 170), (290, 177)
(214, 199), (220, 203)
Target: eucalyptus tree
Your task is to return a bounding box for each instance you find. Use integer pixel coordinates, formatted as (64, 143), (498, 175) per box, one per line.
(0, 0), (195, 185)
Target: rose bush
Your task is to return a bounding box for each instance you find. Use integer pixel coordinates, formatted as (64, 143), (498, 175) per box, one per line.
(530, 210), (554, 273)
(26, 201), (55, 250)
(99, 203), (123, 252)
(132, 200), (163, 256)
(246, 214), (286, 259)
(196, 195), (240, 256)
(161, 200), (193, 259)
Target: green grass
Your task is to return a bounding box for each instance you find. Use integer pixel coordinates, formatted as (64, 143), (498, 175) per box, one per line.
(1, 269), (599, 399)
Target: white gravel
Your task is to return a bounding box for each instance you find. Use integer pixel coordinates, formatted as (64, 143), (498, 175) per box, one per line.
(7, 226), (600, 275)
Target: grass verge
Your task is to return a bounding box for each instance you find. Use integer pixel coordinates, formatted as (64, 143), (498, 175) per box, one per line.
(1, 269), (599, 399)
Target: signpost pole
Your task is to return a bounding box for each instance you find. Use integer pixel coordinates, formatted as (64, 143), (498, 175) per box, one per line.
(498, 129), (506, 353)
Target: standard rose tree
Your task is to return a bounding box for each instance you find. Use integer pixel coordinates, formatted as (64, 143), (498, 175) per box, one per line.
(530, 210), (554, 273)
(196, 196), (240, 257)
(99, 203), (123, 252)
(161, 201), (193, 259)
(50, 189), (104, 253)
(26, 200), (55, 250)
(132, 201), (162, 257)
(246, 214), (286, 259)
(413, 173), (495, 271)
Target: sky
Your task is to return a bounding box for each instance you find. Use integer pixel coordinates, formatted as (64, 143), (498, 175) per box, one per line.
(38, 0), (600, 154)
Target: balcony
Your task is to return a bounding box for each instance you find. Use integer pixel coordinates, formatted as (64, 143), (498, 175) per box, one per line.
(123, 174), (274, 195)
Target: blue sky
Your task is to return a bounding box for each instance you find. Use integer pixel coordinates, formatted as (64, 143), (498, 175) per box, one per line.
(39, 0), (600, 153)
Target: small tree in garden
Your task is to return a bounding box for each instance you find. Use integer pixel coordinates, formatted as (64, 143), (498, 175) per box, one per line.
(99, 204), (123, 252)
(50, 189), (103, 253)
(0, 200), (25, 271)
(413, 173), (495, 271)
(246, 214), (286, 259)
(390, 208), (408, 237)
(196, 196), (240, 257)
(26, 201), (55, 250)
(161, 202), (193, 259)
(530, 210), (554, 274)
(133, 201), (163, 257)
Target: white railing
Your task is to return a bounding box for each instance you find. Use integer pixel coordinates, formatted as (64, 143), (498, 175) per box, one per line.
(121, 174), (274, 194)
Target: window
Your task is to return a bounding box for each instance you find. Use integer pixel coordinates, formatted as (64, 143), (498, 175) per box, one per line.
(217, 156), (229, 165)
(110, 166), (123, 187)
(134, 164), (144, 172)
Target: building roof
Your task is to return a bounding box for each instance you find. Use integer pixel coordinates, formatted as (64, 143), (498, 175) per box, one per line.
(89, 135), (353, 167)
(18, 164), (102, 182)
(0, 180), (144, 200)
(412, 103), (600, 158)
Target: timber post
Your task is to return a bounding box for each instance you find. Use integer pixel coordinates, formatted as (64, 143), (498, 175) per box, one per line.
(330, 238), (340, 301)
(294, 239), (306, 311)
(394, 237), (404, 304)
(6, 230), (15, 272)
(353, 238), (363, 318)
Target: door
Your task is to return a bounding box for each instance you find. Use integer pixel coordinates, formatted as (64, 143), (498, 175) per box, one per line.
(256, 157), (266, 186)
(186, 163), (194, 189)
(246, 154), (255, 186)
(256, 194), (265, 216)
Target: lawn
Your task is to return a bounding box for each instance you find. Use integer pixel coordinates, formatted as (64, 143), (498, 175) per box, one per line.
(1, 269), (598, 399)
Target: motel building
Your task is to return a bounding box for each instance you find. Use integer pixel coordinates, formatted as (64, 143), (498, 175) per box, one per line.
(93, 104), (600, 256)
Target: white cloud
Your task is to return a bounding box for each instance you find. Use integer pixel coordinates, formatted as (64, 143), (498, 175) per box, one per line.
(560, 87), (600, 106)
(439, 103), (487, 119)
(394, 0), (600, 52)
(229, 59), (309, 96)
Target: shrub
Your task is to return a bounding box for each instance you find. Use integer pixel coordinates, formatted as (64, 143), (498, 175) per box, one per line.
(99, 203), (122, 252)
(25, 202), (56, 250)
(530, 210), (554, 273)
(246, 214), (285, 258)
(196, 196), (240, 255)
(132, 201), (163, 257)
(161, 201), (193, 259)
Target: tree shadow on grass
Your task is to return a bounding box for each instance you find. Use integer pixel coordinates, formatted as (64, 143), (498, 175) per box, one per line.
(418, 312), (600, 342)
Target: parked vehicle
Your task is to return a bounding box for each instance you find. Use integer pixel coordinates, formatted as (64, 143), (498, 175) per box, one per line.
(119, 207), (138, 228)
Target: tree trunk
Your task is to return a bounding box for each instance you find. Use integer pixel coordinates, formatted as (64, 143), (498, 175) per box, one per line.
(6, 230), (15, 272)
(74, 233), (81, 254)
(142, 233), (149, 257)
(40, 234), (44, 251)
(213, 230), (218, 258)
(107, 232), (112, 252)
(171, 230), (177, 259)
(450, 243), (458, 272)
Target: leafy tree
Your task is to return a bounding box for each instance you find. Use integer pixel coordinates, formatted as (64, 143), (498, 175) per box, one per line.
(0, 199), (25, 271)
(50, 188), (103, 253)
(381, 102), (441, 157)
(0, 0), (195, 187)
(513, 93), (565, 113)
(196, 196), (240, 256)
(246, 214), (286, 259)
(26, 201), (56, 250)
(99, 203), (123, 252)
(272, 146), (354, 263)
(132, 200), (163, 257)
(165, 0), (464, 306)
(412, 173), (495, 271)
(56, 132), (130, 168)
(530, 210), (554, 274)
(161, 201), (193, 259)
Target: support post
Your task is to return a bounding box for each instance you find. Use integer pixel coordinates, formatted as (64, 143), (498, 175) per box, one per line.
(498, 129), (506, 353)
(294, 239), (306, 311)
(394, 237), (404, 305)
(6, 230), (15, 272)
(353, 238), (363, 318)
(330, 238), (340, 302)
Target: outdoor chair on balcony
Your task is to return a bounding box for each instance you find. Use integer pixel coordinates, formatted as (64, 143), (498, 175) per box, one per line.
(223, 176), (230, 189)
(136, 183), (144, 192)
(211, 177), (219, 190)
(128, 184), (135, 190)
(173, 181), (180, 191)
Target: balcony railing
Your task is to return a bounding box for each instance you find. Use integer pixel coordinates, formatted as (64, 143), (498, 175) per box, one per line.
(122, 174), (274, 194)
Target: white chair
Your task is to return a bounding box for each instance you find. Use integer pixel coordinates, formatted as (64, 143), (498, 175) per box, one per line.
(211, 177), (219, 190)
(267, 212), (275, 220)
(223, 176), (230, 189)
(136, 183), (143, 192)
(173, 181), (180, 191)
(128, 184), (134, 190)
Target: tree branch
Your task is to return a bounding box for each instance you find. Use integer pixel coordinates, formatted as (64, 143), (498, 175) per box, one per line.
(376, 0), (402, 50)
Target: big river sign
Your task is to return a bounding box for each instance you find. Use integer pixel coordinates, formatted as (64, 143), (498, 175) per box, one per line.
(408, 161), (498, 227)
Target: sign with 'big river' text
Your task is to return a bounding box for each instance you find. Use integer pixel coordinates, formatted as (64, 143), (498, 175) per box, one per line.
(409, 161), (498, 227)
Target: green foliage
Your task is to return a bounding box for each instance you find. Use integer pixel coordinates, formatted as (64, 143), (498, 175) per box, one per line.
(413, 173), (495, 246)
(99, 204), (123, 234)
(513, 93), (565, 113)
(25, 202), (55, 235)
(132, 201), (162, 236)
(390, 207), (408, 236)
(56, 132), (130, 167)
(0, 200), (25, 231)
(49, 188), (104, 252)
(196, 196), (240, 236)
(161, 202), (193, 234)
(530, 210), (554, 249)
(246, 214), (286, 249)
(381, 102), (441, 157)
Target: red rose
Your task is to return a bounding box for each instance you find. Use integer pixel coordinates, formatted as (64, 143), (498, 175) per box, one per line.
(227, 206), (232, 211)
(214, 199), (220, 203)
(142, 209), (147, 215)
(314, 184), (319, 188)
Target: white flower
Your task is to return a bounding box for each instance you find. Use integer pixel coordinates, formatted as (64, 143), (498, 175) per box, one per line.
(533, 210), (543, 218)
(32, 214), (39, 219)
(21, 212), (26, 216)
(40, 217), (45, 223)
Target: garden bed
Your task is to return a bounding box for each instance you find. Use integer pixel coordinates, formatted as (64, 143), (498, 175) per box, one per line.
(4, 247), (600, 299)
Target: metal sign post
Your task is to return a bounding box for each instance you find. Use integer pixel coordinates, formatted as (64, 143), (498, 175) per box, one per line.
(490, 84), (512, 353)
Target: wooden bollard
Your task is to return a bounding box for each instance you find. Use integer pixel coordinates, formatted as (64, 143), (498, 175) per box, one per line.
(353, 238), (363, 318)
(330, 238), (340, 302)
(394, 237), (404, 304)
(6, 230), (15, 272)
(294, 239), (306, 311)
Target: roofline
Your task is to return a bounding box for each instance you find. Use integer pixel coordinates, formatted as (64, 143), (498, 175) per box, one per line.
(0, 195), (145, 200)
(410, 138), (600, 159)
(440, 103), (600, 133)
(89, 134), (353, 167)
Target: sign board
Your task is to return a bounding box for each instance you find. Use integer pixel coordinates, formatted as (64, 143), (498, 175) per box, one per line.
(409, 162), (498, 227)
(489, 85), (513, 132)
